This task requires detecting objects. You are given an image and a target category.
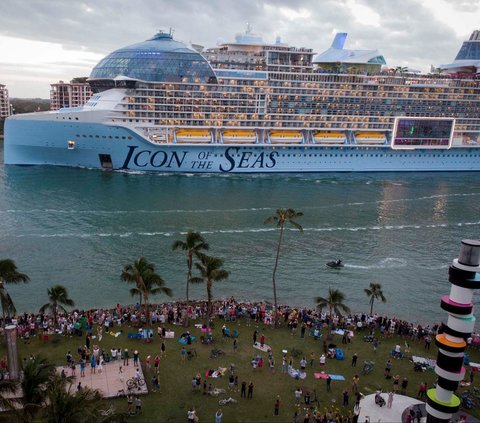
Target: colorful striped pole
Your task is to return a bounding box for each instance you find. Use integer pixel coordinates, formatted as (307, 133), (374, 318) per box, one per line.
(426, 239), (480, 422)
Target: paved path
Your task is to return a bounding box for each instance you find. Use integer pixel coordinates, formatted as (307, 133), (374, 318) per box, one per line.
(56, 361), (148, 398)
(358, 393), (423, 422)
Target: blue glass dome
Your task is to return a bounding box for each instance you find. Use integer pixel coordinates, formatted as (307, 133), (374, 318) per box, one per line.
(89, 32), (217, 83)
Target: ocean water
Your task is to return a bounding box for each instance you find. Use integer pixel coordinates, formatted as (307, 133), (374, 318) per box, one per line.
(0, 141), (479, 324)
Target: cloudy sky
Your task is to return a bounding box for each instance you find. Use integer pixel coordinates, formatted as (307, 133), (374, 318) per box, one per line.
(1, 0), (479, 98)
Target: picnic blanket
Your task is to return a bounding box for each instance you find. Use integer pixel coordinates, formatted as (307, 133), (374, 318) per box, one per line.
(335, 348), (345, 360)
(109, 331), (122, 338)
(205, 367), (227, 378)
(178, 335), (196, 345)
(412, 356), (436, 368)
(164, 331), (175, 339)
(331, 329), (354, 337)
(288, 367), (307, 379)
(253, 342), (271, 352)
(314, 373), (345, 381)
(469, 362), (480, 371)
(194, 324), (204, 329)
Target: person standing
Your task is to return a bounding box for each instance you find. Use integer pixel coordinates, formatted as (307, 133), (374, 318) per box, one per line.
(343, 389), (349, 406)
(135, 396), (142, 414)
(274, 396), (280, 416)
(123, 348), (129, 366)
(260, 334), (265, 348)
(282, 356), (287, 373)
(161, 341), (166, 358)
(326, 375), (332, 392)
(181, 347), (187, 363)
(133, 350), (139, 367)
(215, 409), (223, 423)
(253, 330), (258, 345)
(387, 391), (394, 408)
(233, 338), (238, 353)
(247, 381), (254, 399)
(294, 387), (302, 404)
(241, 381), (247, 398)
(352, 353), (358, 367)
(309, 352), (315, 367)
(385, 359), (392, 378)
(401, 376), (409, 395)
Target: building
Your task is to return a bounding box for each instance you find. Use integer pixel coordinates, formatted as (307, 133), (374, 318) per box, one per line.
(50, 78), (93, 110)
(0, 84), (12, 118)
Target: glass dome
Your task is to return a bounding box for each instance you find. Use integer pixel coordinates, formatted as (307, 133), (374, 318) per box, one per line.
(89, 32), (217, 83)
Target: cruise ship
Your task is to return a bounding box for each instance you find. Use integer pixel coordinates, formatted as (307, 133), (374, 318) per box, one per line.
(4, 28), (480, 173)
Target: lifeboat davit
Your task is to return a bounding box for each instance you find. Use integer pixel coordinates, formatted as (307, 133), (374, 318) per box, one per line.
(355, 132), (386, 145)
(175, 129), (212, 143)
(269, 131), (304, 144)
(313, 131), (346, 144)
(222, 130), (257, 144)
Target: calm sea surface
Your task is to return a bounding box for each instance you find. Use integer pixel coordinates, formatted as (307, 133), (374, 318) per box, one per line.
(1, 141), (479, 324)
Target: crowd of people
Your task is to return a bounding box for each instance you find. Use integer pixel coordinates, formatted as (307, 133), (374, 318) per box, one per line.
(2, 297), (478, 421)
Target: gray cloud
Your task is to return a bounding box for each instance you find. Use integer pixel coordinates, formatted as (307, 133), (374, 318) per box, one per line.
(0, 0), (477, 97)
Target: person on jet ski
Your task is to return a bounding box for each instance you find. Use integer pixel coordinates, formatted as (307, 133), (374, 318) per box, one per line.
(335, 259), (342, 266)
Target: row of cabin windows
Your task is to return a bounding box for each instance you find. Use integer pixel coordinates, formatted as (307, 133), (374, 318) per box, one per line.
(75, 134), (133, 140)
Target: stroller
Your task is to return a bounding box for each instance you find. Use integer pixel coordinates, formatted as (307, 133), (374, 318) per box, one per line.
(362, 360), (375, 374)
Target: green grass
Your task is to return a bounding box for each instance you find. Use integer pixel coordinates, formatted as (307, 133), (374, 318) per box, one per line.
(3, 319), (480, 422)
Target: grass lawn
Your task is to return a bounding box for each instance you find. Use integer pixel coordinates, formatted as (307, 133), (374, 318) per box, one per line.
(3, 317), (480, 422)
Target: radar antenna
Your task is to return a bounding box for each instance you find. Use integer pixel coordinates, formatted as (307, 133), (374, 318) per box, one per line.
(246, 22), (252, 34)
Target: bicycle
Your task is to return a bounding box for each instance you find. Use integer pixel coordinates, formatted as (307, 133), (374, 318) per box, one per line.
(219, 397), (238, 405)
(210, 348), (225, 359)
(126, 377), (146, 390)
(100, 405), (115, 417)
(362, 360), (375, 374)
(208, 388), (226, 396)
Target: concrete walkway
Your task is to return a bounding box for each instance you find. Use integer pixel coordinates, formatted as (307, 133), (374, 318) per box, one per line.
(358, 393), (423, 422)
(56, 361), (148, 398)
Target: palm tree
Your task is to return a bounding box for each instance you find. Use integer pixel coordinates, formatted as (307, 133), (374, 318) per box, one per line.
(39, 285), (75, 326)
(16, 356), (55, 422)
(316, 288), (351, 320)
(0, 259), (30, 322)
(364, 282), (386, 315)
(172, 231), (209, 326)
(121, 258), (171, 326)
(191, 255), (229, 332)
(43, 374), (112, 423)
(264, 208), (303, 327)
(128, 274), (172, 322)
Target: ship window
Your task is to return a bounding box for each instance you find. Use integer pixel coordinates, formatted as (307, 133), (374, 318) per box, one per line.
(128, 136), (132, 140)
(115, 136), (119, 139)
(89, 135), (93, 138)
(121, 136), (126, 139)
(75, 117), (78, 120)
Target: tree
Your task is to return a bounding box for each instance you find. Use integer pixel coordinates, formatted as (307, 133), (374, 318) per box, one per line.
(191, 255), (229, 333)
(128, 273), (172, 322)
(39, 285), (75, 326)
(264, 208), (303, 327)
(43, 374), (112, 423)
(172, 231), (209, 326)
(121, 258), (171, 325)
(16, 356), (55, 422)
(364, 282), (386, 315)
(0, 259), (30, 322)
(316, 288), (351, 320)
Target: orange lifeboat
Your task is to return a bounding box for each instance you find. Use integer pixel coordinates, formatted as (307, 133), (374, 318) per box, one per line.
(222, 130), (257, 144)
(269, 131), (303, 144)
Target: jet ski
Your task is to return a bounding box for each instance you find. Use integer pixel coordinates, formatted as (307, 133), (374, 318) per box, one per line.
(326, 260), (344, 269)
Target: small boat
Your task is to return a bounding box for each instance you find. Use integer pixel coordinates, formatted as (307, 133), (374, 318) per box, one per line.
(222, 130), (257, 144)
(355, 132), (386, 145)
(269, 131), (304, 144)
(326, 260), (344, 269)
(313, 131), (346, 144)
(175, 129), (212, 143)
